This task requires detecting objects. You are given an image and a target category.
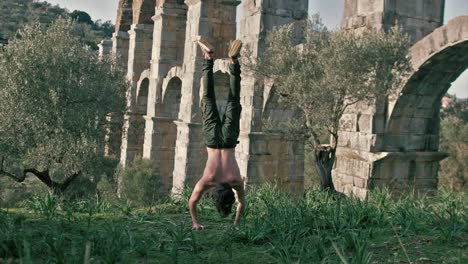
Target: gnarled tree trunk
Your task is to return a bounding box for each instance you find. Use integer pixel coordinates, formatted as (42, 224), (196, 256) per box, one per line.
(313, 144), (336, 192)
(0, 157), (81, 196)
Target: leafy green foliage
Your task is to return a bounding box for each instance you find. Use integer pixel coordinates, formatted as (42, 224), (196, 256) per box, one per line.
(0, 185), (466, 263)
(441, 94), (468, 122)
(0, 0), (114, 50)
(439, 94), (468, 191)
(27, 193), (58, 220)
(0, 19), (127, 193)
(119, 159), (162, 207)
(439, 116), (468, 191)
(70, 10), (93, 24)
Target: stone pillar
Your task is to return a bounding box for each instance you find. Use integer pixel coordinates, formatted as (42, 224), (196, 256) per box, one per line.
(98, 39), (115, 156)
(341, 0), (444, 43)
(171, 0), (239, 194)
(120, 23), (154, 166)
(112, 31), (130, 70)
(110, 31), (130, 160)
(108, 0), (132, 161)
(143, 1), (187, 160)
(98, 39), (113, 57)
(113, 0), (132, 66)
(334, 0), (447, 198)
(238, 0), (308, 192)
(126, 24), (154, 97)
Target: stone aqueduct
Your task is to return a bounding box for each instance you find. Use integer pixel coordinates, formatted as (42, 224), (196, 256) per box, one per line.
(97, 0), (468, 197)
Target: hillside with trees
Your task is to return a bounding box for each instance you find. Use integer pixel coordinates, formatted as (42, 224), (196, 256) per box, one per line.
(0, 0), (114, 49)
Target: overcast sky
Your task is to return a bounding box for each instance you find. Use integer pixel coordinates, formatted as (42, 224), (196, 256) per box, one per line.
(45, 0), (468, 97)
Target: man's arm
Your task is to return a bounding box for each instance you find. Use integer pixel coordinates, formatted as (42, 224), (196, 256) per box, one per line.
(233, 185), (246, 225)
(189, 181), (207, 230)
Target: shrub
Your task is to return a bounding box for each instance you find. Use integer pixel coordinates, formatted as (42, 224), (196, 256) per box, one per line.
(439, 117), (468, 191)
(118, 159), (162, 206)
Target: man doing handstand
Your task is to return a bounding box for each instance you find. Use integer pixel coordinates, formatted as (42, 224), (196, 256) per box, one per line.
(189, 39), (245, 230)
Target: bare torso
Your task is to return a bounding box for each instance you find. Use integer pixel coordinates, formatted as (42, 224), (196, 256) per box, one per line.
(189, 147), (246, 229)
(199, 148), (243, 188)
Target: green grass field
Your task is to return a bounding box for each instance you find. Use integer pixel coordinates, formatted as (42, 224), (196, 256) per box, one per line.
(1, 186), (467, 263)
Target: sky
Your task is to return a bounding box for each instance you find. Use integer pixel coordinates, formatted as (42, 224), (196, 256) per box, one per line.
(45, 0), (468, 98)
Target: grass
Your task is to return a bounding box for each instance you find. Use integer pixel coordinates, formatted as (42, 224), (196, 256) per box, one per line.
(0, 185), (467, 263)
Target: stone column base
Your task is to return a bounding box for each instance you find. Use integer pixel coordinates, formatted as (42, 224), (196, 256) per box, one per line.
(171, 121), (206, 196)
(241, 132), (305, 193)
(120, 113), (146, 167)
(333, 149), (448, 199)
(143, 116), (179, 195)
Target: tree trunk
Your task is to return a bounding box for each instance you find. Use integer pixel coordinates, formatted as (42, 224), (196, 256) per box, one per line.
(0, 158), (80, 197)
(303, 113), (338, 192)
(314, 145), (336, 192)
(32, 170), (81, 197)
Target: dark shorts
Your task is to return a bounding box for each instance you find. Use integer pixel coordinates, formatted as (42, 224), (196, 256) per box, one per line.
(201, 60), (242, 149)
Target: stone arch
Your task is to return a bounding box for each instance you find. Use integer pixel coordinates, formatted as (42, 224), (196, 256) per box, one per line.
(162, 77), (182, 119)
(136, 69), (151, 101)
(133, 0), (156, 24)
(135, 78), (149, 115)
(115, 0), (133, 32)
(382, 16), (468, 152)
(161, 66), (184, 101)
(125, 77), (149, 162)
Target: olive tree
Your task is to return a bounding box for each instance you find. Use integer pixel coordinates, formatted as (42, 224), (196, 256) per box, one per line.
(251, 17), (411, 191)
(0, 20), (128, 195)
(439, 116), (468, 191)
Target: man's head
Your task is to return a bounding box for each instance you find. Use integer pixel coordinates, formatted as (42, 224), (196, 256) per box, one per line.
(213, 183), (235, 217)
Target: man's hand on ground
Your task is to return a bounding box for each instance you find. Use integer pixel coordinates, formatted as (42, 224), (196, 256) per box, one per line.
(192, 223), (205, 230)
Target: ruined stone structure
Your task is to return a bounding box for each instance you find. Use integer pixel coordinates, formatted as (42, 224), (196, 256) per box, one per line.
(109, 0), (308, 195)
(334, 0), (468, 197)
(106, 0), (467, 197)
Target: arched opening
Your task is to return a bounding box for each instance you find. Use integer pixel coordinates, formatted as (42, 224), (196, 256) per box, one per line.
(375, 16), (468, 192)
(447, 70), (468, 99)
(133, 0), (156, 24)
(385, 29), (468, 151)
(162, 77), (182, 119)
(129, 78), (149, 160)
(136, 78), (149, 115)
